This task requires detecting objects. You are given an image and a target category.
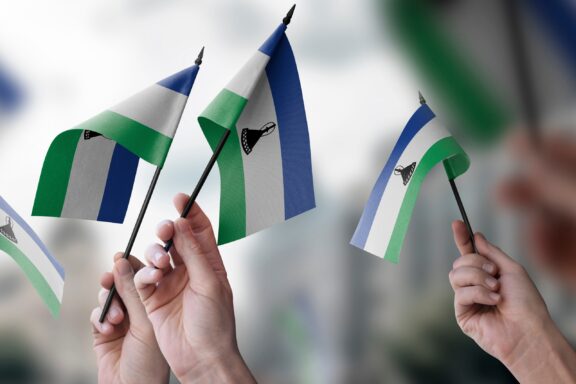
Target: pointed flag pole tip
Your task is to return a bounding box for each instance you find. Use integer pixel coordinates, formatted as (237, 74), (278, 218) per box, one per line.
(418, 91), (427, 105)
(195, 47), (205, 66)
(283, 4), (296, 25)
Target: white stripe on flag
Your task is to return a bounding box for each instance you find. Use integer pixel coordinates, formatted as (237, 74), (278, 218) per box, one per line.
(364, 119), (450, 256)
(109, 83), (188, 138)
(226, 51), (270, 99)
(236, 73), (285, 235)
(0, 207), (64, 299)
(61, 134), (116, 220)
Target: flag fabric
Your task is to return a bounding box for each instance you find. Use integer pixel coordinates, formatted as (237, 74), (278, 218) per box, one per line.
(33, 65), (199, 223)
(351, 104), (470, 263)
(0, 196), (64, 317)
(0, 62), (23, 114)
(199, 24), (315, 245)
(385, 0), (510, 143)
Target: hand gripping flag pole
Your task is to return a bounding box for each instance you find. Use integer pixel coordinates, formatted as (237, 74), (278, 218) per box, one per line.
(161, 3), (298, 252)
(418, 92), (479, 253)
(99, 48), (205, 323)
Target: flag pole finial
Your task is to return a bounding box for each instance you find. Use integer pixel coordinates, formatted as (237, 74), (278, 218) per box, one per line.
(418, 91), (427, 105)
(195, 47), (205, 66)
(283, 4), (296, 25)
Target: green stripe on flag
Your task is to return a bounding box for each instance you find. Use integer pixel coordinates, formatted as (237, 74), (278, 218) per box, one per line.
(76, 111), (173, 167)
(0, 236), (61, 317)
(198, 90), (248, 244)
(384, 137), (470, 263)
(33, 130), (81, 218)
(387, 0), (510, 143)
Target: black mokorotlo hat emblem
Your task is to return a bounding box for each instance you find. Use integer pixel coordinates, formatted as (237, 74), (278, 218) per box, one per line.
(394, 162), (417, 186)
(241, 122), (277, 155)
(84, 130), (102, 140)
(0, 216), (17, 244)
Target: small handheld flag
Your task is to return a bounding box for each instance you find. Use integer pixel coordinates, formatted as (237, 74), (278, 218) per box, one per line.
(97, 48), (204, 323)
(0, 196), (64, 317)
(33, 63), (199, 223)
(198, 5), (315, 245)
(351, 101), (470, 262)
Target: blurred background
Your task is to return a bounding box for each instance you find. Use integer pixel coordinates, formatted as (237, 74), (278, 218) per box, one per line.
(1, 0), (576, 382)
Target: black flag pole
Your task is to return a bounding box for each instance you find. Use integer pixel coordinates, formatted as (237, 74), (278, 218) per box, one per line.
(419, 92), (479, 253)
(160, 4), (297, 253)
(502, 0), (541, 143)
(99, 47), (205, 323)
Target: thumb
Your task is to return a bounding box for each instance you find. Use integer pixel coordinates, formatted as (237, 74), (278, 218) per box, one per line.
(452, 220), (475, 256)
(475, 233), (519, 272)
(113, 259), (151, 327)
(173, 218), (219, 293)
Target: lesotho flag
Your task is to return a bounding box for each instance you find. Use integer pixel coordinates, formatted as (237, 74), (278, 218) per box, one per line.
(351, 104), (470, 263)
(33, 65), (198, 223)
(199, 23), (314, 245)
(0, 196), (64, 317)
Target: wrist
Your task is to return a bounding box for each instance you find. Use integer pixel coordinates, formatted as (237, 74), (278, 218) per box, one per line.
(178, 350), (255, 384)
(505, 318), (576, 383)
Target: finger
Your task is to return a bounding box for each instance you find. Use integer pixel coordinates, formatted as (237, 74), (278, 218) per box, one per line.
(453, 254), (498, 276)
(173, 195), (227, 276)
(452, 221), (475, 256)
(113, 259), (154, 327)
(173, 218), (220, 293)
(134, 266), (163, 303)
(100, 272), (114, 290)
(449, 266), (499, 291)
(528, 163), (576, 216)
(113, 252), (145, 272)
(476, 233), (519, 271)
(455, 286), (501, 308)
(156, 220), (184, 266)
(90, 307), (114, 336)
(496, 179), (538, 208)
(144, 243), (173, 271)
(97, 289), (125, 325)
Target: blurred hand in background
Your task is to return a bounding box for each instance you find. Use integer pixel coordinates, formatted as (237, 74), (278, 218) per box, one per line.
(449, 221), (576, 383)
(91, 254), (169, 384)
(499, 133), (576, 289)
(134, 194), (255, 384)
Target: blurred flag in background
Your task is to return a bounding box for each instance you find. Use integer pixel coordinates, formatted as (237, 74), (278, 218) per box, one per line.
(0, 61), (23, 115)
(384, 0), (576, 144)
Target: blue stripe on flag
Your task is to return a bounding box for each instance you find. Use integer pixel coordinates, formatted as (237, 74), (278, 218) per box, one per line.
(97, 144), (139, 223)
(157, 65), (199, 96)
(259, 24), (287, 57)
(0, 64), (22, 111)
(526, 0), (576, 76)
(351, 105), (436, 249)
(0, 196), (64, 278)
(266, 34), (315, 219)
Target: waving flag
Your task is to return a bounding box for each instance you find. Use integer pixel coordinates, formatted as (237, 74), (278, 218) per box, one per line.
(0, 196), (64, 317)
(351, 104), (470, 262)
(33, 65), (199, 223)
(199, 24), (315, 245)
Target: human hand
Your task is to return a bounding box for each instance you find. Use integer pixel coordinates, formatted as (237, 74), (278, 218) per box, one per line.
(449, 221), (576, 382)
(91, 254), (169, 384)
(498, 133), (576, 288)
(134, 193), (255, 384)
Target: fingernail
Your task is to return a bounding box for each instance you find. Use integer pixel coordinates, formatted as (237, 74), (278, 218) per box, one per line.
(148, 268), (158, 277)
(117, 260), (132, 276)
(483, 263), (495, 274)
(154, 252), (164, 264)
(109, 307), (120, 319)
(101, 323), (112, 333)
(486, 277), (498, 289)
(490, 293), (501, 302)
(156, 220), (171, 232)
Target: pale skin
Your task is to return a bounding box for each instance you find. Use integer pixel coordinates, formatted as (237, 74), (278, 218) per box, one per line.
(449, 220), (576, 383)
(499, 132), (576, 289)
(91, 254), (169, 384)
(134, 193), (255, 384)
